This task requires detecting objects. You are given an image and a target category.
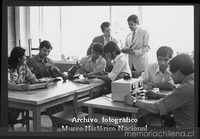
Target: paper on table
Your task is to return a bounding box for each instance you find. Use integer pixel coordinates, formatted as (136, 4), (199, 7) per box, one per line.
(74, 78), (103, 84)
(39, 77), (55, 83)
(153, 88), (160, 93)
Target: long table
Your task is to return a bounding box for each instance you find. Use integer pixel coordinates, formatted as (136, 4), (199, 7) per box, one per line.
(83, 90), (171, 128)
(8, 79), (105, 132)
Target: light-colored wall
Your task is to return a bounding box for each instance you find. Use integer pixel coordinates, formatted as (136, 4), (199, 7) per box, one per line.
(8, 6), (16, 56)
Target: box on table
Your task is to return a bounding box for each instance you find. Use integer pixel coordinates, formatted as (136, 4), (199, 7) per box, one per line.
(111, 78), (143, 101)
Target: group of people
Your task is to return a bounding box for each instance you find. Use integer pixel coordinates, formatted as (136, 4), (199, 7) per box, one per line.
(8, 14), (194, 131)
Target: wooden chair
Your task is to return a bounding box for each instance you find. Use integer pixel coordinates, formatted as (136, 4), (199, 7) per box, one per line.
(147, 111), (175, 128)
(48, 87), (93, 131)
(28, 38), (40, 57)
(147, 113), (164, 127)
(9, 109), (31, 131)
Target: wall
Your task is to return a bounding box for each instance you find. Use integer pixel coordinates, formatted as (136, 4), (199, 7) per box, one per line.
(7, 6), (16, 56)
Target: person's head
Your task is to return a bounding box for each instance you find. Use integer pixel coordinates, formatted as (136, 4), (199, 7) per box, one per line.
(156, 46), (174, 71)
(8, 47), (26, 70)
(169, 53), (194, 84)
(39, 40), (53, 59)
(100, 22), (111, 37)
(91, 42), (103, 61)
(103, 41), (121, 60)
(127, 14), (139, 31)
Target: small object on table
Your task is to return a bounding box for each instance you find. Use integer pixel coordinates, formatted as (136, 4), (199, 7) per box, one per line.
(153, 88), (160, 93)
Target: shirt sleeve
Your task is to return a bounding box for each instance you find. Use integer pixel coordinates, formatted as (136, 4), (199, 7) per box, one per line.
(26, 58), (35, 71)
(25, 65), (38, 83)
(143, 30), (150, 47)
(154, 87), (193, 115)
(168, 76), (176, 86)
(95, 57), (106, 72)
(139, 65), (150, 83)
(108, 59), (126, 81)
(134, 30), (150, 57)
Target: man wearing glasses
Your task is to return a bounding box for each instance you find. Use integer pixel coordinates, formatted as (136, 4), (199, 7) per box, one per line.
(78, 42), (106, 75)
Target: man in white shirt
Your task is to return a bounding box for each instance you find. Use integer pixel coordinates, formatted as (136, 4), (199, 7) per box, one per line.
(139, 46), (176, 90)
(87, 41), (131, 82)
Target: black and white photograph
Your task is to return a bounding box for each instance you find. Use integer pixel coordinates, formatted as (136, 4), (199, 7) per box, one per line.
(1, 1), (199, 139)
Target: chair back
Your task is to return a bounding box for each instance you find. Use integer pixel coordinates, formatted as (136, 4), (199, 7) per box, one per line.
(28, 39), (40, 57)
(73, 87), (93, 117)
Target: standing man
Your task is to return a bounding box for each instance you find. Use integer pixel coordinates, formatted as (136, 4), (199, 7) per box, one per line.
(121, 14), (150, 78)
(27, 40), (67, 81)
(86, 22), (118, 55)
(124, 53), (194, 130)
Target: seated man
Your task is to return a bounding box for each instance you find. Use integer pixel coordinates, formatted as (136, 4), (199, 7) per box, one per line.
(27, 40), (67, 81)
(139, 46), (176, 90)
(27, 40), (67, 115)
(87, 41), (131, 82)
(78, 42), (106, 75)
(125, 53), (194, 130)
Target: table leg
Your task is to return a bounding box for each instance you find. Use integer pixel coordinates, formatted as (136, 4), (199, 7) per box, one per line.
(32, 107), (41, 132)
(88, 107), (94, 126)
(131, 113), (137, 127)
(25, 110), (30, 131)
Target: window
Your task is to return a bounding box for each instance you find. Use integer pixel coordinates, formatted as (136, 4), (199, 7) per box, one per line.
(60, 6), (110, 60)
(27, 5), (194, 62)
(142, 6), (194, 62)
(30, 6), (110, 60)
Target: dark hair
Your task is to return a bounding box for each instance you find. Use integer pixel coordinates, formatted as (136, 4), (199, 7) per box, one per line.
(103, 41), (121, 55)
(169, 53), (194, 76)
(8, 47), (26, 70)
(100, 22), (110, 32)
(157, 46), (174, 59)
(92, 42), (103, 55)
(39, 40), (53, 50)
(127, 14), (139, 25)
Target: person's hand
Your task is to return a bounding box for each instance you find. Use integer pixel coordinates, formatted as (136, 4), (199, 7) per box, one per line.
(87, 74), (98, 79)
(62, 75), (68, 82)
(121, 48), (130, 53)
(144, 82), (156, 90)
(128, 49), (135, 54)
(45, 82), (50, 88)
(145, 90), (158, 99)
(38, 78), (47, 83)
(124, 94), (136, 105)
(19, 84), (31, 91)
